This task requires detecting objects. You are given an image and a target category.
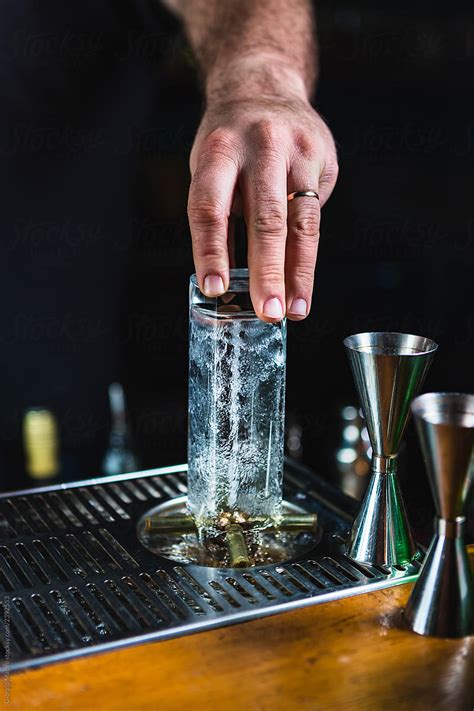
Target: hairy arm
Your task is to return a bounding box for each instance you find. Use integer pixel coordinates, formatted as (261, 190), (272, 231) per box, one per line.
(164, 0), (338, 321)
(165, 0), (317, 99)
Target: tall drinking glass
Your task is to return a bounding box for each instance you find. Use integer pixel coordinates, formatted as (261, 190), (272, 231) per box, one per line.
(188, 269), (286, 529)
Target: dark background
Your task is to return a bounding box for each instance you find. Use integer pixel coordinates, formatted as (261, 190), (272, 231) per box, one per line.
(0, 1), (472, 543)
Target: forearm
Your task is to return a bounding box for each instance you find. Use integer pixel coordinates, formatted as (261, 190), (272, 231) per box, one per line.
(164, 0), (317, 102)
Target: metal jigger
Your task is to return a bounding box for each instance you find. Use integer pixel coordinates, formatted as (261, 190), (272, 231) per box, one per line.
(344, 332), (438, 566)
(405, 392), (474, 637)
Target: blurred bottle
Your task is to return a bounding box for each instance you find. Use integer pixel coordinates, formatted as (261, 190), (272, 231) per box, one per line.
(334, 405), (371, 500)
(23, 408), (60, 482)
(286, 413), (304, 461)
(101, 383), (139, 476)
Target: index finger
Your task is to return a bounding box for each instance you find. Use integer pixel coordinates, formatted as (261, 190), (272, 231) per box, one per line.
(188, 130), (240, 296)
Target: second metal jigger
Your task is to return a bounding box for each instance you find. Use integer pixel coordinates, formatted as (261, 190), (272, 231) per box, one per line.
(405, 392), (474, 637)
(344, 332), (438, 567)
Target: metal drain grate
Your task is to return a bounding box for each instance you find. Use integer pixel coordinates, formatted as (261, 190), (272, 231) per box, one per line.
(0, 461), (423, 671)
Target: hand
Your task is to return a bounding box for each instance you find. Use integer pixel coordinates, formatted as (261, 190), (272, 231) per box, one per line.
(188, 92), (338, 321)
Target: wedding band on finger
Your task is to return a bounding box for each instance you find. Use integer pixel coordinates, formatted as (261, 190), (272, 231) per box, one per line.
(287, 190), (319, 201)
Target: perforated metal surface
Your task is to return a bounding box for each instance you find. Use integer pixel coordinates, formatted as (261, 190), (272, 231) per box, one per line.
(0, 461), (422, 671)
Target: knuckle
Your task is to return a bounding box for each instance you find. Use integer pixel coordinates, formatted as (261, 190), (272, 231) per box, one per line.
(253, 205), (287, 237)
(193, 241), (227, 262)
(188, 199), (226, 228)
(259, 265), (285, 287)
(322, 158), (339, 185)
(293, 264), (316, 283)
(292, 215), (320, 242)
(191, 230), (227, 260)
(294, 132), (318, 159)
(202, 127), (239, 161)
(253, 120), (282, 154)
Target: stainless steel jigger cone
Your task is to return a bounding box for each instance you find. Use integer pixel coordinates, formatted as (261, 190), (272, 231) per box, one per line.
(405, 392), (474, 638)
(344, 332), (438, 567)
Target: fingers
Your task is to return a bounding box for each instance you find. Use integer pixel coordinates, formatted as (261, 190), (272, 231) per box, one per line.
(188, 118), (338, 319)
(188, 129), (240, 296)
(318, 159), (339, 207)
(285, 166), (321, 321)
(284, 132), (338, 319)
(242, 124), (288, 322)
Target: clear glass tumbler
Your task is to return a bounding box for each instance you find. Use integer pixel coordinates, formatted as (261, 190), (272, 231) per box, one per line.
(187, 269), (286, 528)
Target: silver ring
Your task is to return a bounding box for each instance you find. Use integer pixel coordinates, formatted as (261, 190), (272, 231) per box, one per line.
(287, 190), (319, 201)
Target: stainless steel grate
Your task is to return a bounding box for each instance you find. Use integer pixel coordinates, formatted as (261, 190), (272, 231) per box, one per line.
(0, 461), (423, 671)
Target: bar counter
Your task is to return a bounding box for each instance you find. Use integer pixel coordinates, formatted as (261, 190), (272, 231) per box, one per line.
(9, 548), (473, 711)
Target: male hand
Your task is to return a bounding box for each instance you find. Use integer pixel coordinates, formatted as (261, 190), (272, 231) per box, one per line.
(188, 91), (338, 321)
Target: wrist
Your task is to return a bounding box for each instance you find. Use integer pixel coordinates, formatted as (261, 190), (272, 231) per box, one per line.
(205, 52), (313, 107)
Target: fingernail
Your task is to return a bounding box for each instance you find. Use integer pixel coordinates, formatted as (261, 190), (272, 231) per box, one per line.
(263, 297), (284, 319)
(289, 298), (307, 317)
(203, 274), (225, 296)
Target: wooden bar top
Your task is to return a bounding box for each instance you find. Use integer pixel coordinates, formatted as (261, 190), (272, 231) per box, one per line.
(8, 554), (474, 711)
